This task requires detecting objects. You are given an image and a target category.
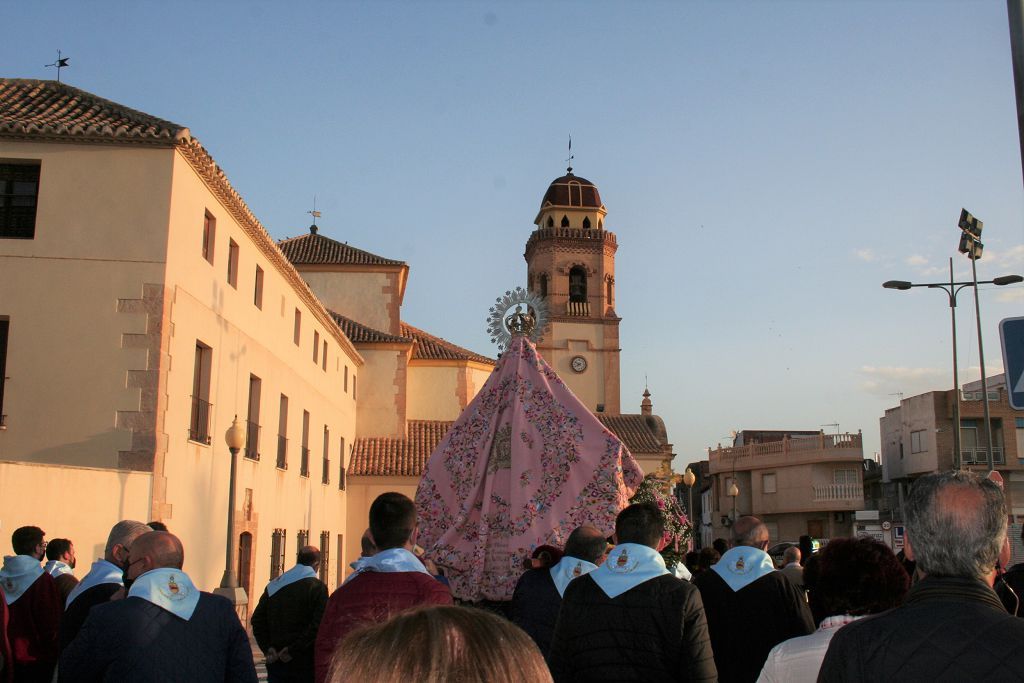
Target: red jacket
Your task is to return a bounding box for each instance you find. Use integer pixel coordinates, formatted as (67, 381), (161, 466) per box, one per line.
(7, 573), (61, 683)
(313, 571), (452, 683)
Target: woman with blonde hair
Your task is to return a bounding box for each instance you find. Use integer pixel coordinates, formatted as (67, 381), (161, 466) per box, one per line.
(328, 604), (552, 683)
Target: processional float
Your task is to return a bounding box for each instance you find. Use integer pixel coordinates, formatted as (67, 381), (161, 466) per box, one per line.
(415, 287), (643, 602)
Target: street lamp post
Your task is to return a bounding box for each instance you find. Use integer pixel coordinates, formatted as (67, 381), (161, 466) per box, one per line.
(683, 468), (696, 547)
(214, 415), (248, 618)
(727, 480), (739, 523)
(883, 266), (1022, 470)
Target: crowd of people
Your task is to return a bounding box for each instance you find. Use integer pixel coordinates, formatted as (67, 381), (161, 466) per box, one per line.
(1, 470), (1022, 681)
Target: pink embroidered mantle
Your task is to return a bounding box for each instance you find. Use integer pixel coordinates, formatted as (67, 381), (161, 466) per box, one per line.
(415, 335), (643, 601)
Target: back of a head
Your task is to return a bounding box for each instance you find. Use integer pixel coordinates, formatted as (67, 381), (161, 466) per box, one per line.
(360, 529), (378, 557)
(11, 526), (44, 556)
(712, 538), (728, 556)
(369, 492), (416, 550)
(806, 537), (908, 622)
(783, 546), (801, 565)
(297, 545), (321, 567)
(906, 470), (1006, 580)
(614, 503), (664, 548)
(133, 531), (185, 570)
(329, 605), (553, 683)
(731, 516), (769, 549)
(105, 520), (152, 558)
(697, 547), (720, 570)
(147, 521), (169, 533)
(563, 525), (608, 564)
(46, 538), (72, 561)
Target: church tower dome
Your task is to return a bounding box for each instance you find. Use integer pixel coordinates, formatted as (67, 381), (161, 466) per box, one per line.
(524, 167), (621, 414)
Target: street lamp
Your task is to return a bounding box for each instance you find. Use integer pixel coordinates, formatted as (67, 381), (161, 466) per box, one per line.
(214, 415), (248, 613)
(727, 480), (739, 524)
(883, 261), (1022, 469)
(683, 468), (696, 545)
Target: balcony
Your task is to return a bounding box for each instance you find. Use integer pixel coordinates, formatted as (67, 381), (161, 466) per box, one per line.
(188, 397), (212, 444)
(244, 421), (260, 461)
(276, 435), (288, 470)
(961, 447), (1005, 466)
(813, 483), (864, 502)
(709, 432), (863, 474)
(566, 301), (590, 317)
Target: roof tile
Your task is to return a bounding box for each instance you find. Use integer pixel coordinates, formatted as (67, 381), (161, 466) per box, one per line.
(401, 322), (494, 365)
(0, 79), (187, 144)
(597, 414), (666, 454)
(329, 310), (412, 345)
(350, 420), (452, 476)
(279, 230), (405, 267)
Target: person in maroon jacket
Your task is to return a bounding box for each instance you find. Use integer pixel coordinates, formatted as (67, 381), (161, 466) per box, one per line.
(314, 493), (451, 683)
(0, 585), (13, 683)
(0, 526), (61, 682)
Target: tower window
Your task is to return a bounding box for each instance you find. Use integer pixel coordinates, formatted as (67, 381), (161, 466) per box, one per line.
(539, 274), (548, 299)
(561, 215), (570, 228)
(606, 278), (613, 306)
(546, 216), (554, 228)
(569, 267), (587, 303)
(583, 216), (591, 230)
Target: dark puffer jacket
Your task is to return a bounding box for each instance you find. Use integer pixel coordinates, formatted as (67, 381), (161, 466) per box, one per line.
(819, 575), (1024, 682)
(548, 573), (717, 683)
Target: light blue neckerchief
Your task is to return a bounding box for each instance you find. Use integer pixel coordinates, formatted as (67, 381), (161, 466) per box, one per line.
(266, 564), (317, 597)
(549, 555), (599, 597)
(344, 548), (429, 585)
(65, 559), (122, 608)
(589, 543), (669, 598)
(711, 546), (777, 592)
(0, 555), (44, 604)
(128, 568), (201, 621)
(44, 560), (74, 578)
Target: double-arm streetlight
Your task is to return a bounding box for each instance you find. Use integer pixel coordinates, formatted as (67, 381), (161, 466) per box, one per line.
(883, 262), (1022, 469)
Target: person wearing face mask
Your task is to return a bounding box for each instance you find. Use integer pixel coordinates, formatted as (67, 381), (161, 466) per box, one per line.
(43, 538), (78, 604)
(59, 520), (150, 651)
(0, 526), (62, 682)
(59, 531), (257, 683)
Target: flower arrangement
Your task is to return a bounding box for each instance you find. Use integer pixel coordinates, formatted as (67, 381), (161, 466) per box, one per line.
(629, 473), (692, 570)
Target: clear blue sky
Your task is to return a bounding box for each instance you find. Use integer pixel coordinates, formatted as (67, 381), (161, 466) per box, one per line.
(6, 1), (1024, 466)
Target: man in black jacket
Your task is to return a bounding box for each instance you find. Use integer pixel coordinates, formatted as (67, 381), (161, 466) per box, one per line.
(252, 545), (328, 682)
(996, 524), (1024, 616)
(59, 531), (256, 683)
(511, 524), (607, 656)
(693, 516), (813, 683)
(548, 503), (716, 682)
(820, 470), (1024, 681)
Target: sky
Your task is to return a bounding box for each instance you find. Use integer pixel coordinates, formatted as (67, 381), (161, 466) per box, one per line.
(6, 1), (1024, 468)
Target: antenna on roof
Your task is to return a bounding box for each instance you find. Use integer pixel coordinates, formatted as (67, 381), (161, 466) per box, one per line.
(45, 50), (70, 83)
(308, 196), (321, 234)
(566, 133), (574, 174)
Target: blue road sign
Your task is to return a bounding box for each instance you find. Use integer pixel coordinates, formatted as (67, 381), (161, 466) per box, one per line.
(1000, 317), (1024, 410)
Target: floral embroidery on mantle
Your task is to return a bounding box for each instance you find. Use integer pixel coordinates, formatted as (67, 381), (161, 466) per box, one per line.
(415, 335), (643, 601)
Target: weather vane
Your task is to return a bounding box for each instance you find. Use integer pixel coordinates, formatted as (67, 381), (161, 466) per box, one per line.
(566, 133), (574, 173)
(308, 196), (321, 228)
(45, 50), (70, 83)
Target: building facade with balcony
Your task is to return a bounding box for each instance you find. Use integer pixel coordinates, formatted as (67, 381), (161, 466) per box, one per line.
(707, 429), (865, 545)
(879, 375), (1024, 520)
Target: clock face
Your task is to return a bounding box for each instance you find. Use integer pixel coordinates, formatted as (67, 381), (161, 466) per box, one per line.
(571, 356), (588, 373)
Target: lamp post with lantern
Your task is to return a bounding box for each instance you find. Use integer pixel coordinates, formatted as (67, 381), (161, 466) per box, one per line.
(214, 415), (248, 618)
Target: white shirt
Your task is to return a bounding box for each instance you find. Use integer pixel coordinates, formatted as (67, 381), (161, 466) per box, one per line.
(756, 614), (863, 683)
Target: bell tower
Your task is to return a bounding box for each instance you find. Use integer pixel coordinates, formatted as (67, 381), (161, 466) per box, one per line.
(524, 168), (621, 414)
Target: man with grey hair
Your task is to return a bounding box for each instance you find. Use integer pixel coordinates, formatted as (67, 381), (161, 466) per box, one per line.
(780, 546), (803, 589)
(59, 520), (151, 650)
(694, 516), (813, 682)
(820, 470), (1024, 681)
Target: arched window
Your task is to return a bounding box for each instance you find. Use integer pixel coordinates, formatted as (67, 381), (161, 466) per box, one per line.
(583, 216), (591, 230)
(561, 215), (570, 228)
(598, 219), (603, 230)
(539, 274), (548, 298)
(569, 267), (587, 303)
(528, 273), (534, 292)
(606, 278), (613, 306)
(546, 216), (554, 228)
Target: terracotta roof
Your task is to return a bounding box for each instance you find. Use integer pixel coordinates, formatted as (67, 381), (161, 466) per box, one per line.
(401, 322), (495, 365)
(0, 79), (188, 144)
(279, 229), (405, 267)
(329, 311), (412, 345)
(598, 414), (667, 454)
(350, 420), (452, 476)
(540, 171), (603, 209)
